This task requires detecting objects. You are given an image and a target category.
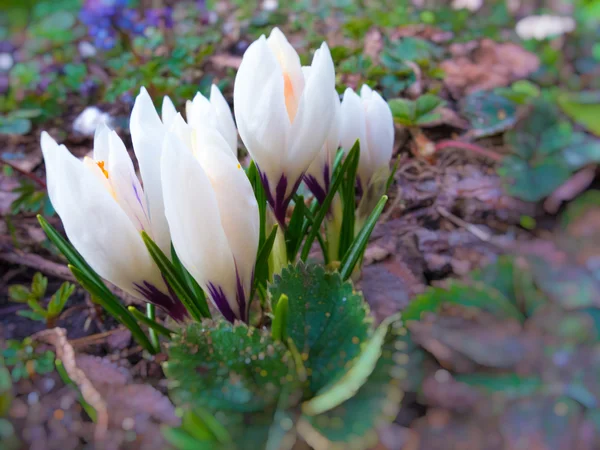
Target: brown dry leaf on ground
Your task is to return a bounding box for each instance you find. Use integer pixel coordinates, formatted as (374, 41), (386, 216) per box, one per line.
(441, 39), (540, 98)
(31, 328), (179, 450)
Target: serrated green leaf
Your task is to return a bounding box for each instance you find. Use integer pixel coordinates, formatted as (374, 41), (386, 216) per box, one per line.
(8, 285), (30, 303)
(303, 313), (401, 416)
(298, 316), (406, 450)
(165, 320), (299, 413)
(269, 264), (371, 394)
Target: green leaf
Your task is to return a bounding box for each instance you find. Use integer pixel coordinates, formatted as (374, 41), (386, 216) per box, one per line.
(165, 320), (299, 413)
(269, 264), (371, 394)
(127, 306), (175, 337)
(298, 315), (406, 449)
(16, 310), (45, 322)
(171, 246), (211, 319)
(454, 373), (543, 398)
(141, 231), (209, 321)
(271, 294), (289, 342)
(339, 195), (388, 280)
(247, 161), (267, 249)
(460, 90), (518, 138)
(47, 282), (75, 317)
(303, 313), (401, 415)
(31, 272), (48, 300)
(252, 224), (278, 301)
(69, 265), (157, 355)
(301, 142), (360, 262)
(8, 285), (30, 303)
(389, 98), (416, 126)
(285, 196), (305, 260)
(558, 91), (600, 136)
(338, 140), (360, 258)
(402, 280), (525, 323)
(0, 116), (31, 135)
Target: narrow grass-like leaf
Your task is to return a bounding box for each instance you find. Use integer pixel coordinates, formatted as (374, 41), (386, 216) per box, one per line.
(339, 195), (388, 280)
(386, 156), (399, 192)
(128, 306), (176, 337)
(251, 224), (278, 302)
(286, 195), (305, 260)
(338, 140), (360, 258)
(69, 265), (157, 354)
(247, 161), (267, 249)
(271, 294), (289, 342)
(172, 246), (211, 319)
(141, 231), (207, 321)
(162, 427), (216, 450)
(300, 143), (360, 262)
(55, 359), (97, 422)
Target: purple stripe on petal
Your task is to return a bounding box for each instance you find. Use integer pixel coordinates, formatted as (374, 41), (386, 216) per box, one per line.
(303, 174), (327, 204)
(257, 167), (301, 227)
(234, 263), (247, 322)
(133, 281), (189, 322)
(206, 282), (236, 323)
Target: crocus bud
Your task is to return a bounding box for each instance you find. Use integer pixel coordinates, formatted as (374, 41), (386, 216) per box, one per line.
(161, 129), (259, 322)
(40, 127), (188, 321)
(304, 88), (341, 203)
(186, 84), (238, 156)
(234, 27), (336, 224)
(339, 85), (394, 191)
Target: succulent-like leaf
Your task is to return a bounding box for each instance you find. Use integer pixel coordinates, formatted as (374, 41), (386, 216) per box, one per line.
(269, 264), (372, 394)
(165, 320), (299, 413)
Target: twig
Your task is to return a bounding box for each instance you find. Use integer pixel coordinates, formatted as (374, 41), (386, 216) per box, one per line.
(69, 328), (127, 349)
(434, 140), (503, 162)
(436, 206), (492, 242)
(0, 157), (47, 188)
(33, 327), (108, 442)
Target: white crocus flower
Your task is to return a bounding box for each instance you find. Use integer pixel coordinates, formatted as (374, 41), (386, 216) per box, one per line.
(130, 87), (173, 256)
(516, 15), (576, 41)
(234, 27), (336, 225)
(40, 127), (188, 321)
(161, 127), (259, 322)
(304, 86), (341, 204)
(185, 84), (238, 156)
(339, 85), (394, 191)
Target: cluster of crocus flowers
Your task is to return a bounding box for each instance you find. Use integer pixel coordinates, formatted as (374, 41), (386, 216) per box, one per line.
(40, 27), (394, 324)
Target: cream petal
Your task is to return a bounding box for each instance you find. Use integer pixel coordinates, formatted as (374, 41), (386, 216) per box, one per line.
(339, 87), (370, 183)
(161, 133), (241, 319)
(234, 35), (290, 187)
(266, 27), (305, 118)
(286, 42), (336, 194)
(40, 133), (166, 299)
(162, 95), (178, 126)
(209, 84), (238, 155)
(106, 131), (152, 233)
(364, 90), (394, 174)
(130, 87), (171, 255)
(194, 137), (259, 305)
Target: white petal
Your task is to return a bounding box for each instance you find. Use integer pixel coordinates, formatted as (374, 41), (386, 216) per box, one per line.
(209, 84), (238, 155)
(195, 135), (259, 302)
(92, 123), (110, 162)
(40, 133), (165, 299)
(267, 27), (304, 118)
(305, 89), (340, 189)
(167, 113), (193, 150)
(339, 87), (370, 182)
(287, 42), (336, 193)
(161, 133), (240, 318)
(364, 90), (394, 175)
(162, 95), (178, 126)
(106, 131), (152, 233)
(130, 87), (171, 255)
(234, 35), (289, 187)
(187, 91), (213, 128)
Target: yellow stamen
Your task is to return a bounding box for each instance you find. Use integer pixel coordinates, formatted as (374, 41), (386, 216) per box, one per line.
(237, 163), (241, 169)
(97, 160), (109, 179)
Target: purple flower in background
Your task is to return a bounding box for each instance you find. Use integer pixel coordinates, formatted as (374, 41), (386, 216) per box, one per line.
(79, 0), (144, 50)
(145, 7), (174, 29)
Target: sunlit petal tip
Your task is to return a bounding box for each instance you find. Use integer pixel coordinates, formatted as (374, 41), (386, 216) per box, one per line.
(162, 95), (177, 124)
